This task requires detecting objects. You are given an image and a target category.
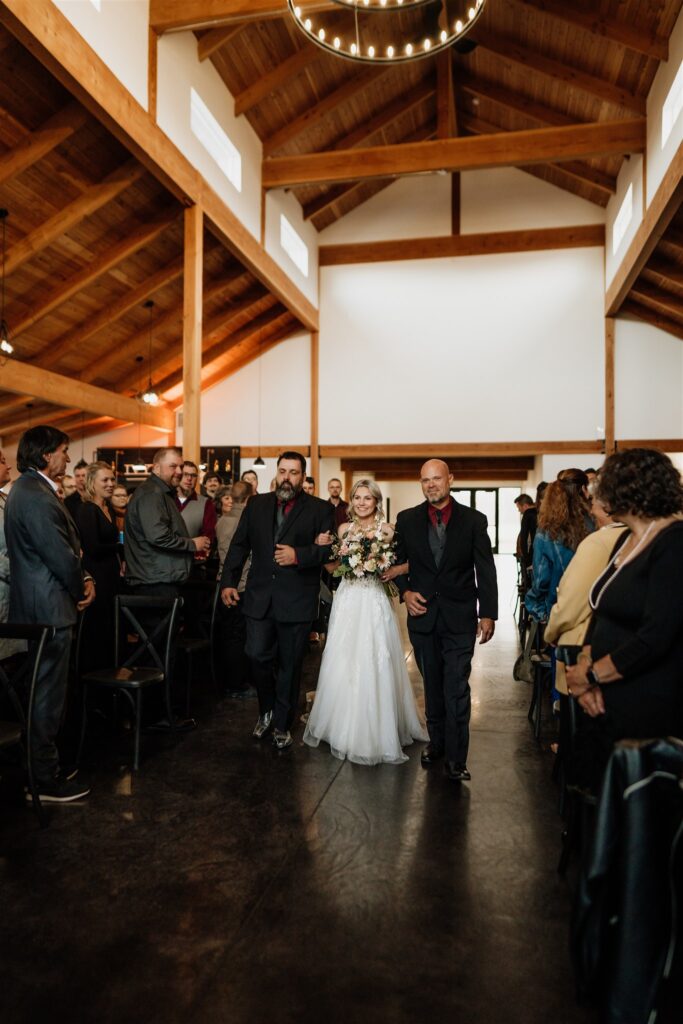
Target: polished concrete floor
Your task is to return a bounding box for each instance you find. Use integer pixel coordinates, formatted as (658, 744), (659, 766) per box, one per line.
(0, 558), (597, 1024)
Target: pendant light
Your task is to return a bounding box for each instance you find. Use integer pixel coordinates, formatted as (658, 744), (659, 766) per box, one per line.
(139, 299), (159, 406)
(0, 209), (13, 356)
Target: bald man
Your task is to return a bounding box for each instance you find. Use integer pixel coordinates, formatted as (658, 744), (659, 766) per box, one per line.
(394, 460), (498, 783)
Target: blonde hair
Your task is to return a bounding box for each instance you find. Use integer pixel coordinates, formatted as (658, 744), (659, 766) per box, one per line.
(349, 478), (385, 522)
(83, 461), (114, 502)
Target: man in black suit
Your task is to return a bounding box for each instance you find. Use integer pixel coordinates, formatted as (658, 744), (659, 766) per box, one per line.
(221, 451), (334, 750)
(395, 460), (498, 783)
(5, 426), (95, 802)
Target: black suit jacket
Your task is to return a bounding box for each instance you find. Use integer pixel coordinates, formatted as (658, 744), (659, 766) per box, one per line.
(394, 500), (498, 635)
(5, 469), (85, 628)
(221, 491), (334, 623)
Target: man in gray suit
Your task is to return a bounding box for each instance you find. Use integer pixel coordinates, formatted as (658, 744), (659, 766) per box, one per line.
(5, 426), (95, 802)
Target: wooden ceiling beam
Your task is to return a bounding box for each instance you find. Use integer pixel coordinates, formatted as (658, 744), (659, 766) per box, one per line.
(640, 257), (683, 291)
(263, 119), (645, 188)
(469, 29), (647, 115)
(319, 224), (604, 265)
(1, 358), (174, 429)
(35, 256), (185, 372)
(150, 0), (331, 32)
(509, 0), (668, 62)
(197, 23), (245, 61)
(437, 50), (456, 139)
(263, 66), (392, 157)
(0, 100), (87, 186)
(328, 79), (435, 153)
(84, 273), (248, 386)
(621, 299), (683, 343)
(234, 43), (322, 117)
(5, 160), (146, 277)
(0, 404), (80, 438)
(8, 210), (180, 339)
(158, 305), (288, 394)
(459, 73), (577, 128)
(629, 282), (683, 322)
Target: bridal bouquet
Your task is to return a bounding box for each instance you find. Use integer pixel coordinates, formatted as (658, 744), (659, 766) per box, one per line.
(332, 526), (398, 597)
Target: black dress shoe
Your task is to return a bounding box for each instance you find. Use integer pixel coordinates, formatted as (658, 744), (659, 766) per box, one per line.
(421, 744), (444, 766)
(444, 761), (471, 782)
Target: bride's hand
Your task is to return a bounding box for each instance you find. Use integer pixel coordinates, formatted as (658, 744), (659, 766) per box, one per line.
(381, 562), (408, 582)
(315, 531), (334, 546)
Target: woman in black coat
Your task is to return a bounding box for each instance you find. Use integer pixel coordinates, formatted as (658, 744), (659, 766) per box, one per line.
(566, 449), (683, 788)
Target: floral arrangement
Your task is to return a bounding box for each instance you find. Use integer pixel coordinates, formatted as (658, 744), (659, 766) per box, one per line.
(332, 522), (398, 597)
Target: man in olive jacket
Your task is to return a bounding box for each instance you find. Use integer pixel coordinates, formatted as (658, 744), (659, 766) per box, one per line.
(125, 447), (210, 595)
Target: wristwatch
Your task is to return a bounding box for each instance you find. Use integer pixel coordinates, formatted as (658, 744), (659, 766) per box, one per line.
(586, 667), (601, 687)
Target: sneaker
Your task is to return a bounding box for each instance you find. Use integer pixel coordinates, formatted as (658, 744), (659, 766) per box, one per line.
(253, 710), (273, 739)
(26, 777), (90, 803)
(273, 729), (293, 751)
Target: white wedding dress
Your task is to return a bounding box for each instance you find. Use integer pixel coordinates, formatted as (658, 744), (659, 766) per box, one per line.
(303, 575), (428, 765)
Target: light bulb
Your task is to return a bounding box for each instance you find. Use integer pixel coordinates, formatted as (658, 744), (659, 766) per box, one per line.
(294, 5), (301, 16)
(368, 45), (375, 57)
(318, 27), (325, 40)
(423, 38), (431, 50)
(468, 6), (475, 18)
(304, 17), (311, 29)
(351, 41), (357, 55)
(386, 45), (394, 57)
(440, 30), (447, 43)
(334, 36), (341, 49)
(405, 42), (413, 55)
(0, 337), (13, 356)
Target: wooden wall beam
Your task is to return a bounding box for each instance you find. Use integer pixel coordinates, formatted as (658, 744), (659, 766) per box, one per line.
(605, 317), (615, 455)
(5, 160), (146, 277)
(182, 205), (204, 466)
(341, 457), (536, 473)
(240, 445), (310, 460)
(0, 100), (87, 186)
(150, 0), (331, 32)
(510, 0), (668, 62)
(0, 0), (318, 330)
(321, 442), (604, 458)
(187, 318), (298, 401)
(616, 438), (683, 452)
(262, 119), (645, 189)
(375, 469), (527, 483)
(470, 28), (647, 114)
(235, 43), (321, 117)
(310, 331), (319, 485)
(0, 359), (174, 430)
(606, 140), (683, 315)
(319, 224), (605, 266)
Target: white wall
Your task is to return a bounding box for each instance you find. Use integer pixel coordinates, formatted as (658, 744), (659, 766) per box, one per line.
(646, 7), (683, 206)
(157, 32), (262, 240)
(53, 0), (149, 109)
(614, 317), (683, 438)
(319, 246), (605, 444)
(265, 189), (319, 307)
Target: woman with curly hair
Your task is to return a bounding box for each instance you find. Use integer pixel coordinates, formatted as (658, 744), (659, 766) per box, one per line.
(525, 468), (593, 623)
(566, 449), (683, 787)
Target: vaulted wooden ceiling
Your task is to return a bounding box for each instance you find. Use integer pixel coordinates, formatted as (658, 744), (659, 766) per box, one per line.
(1, 0), (683, 447)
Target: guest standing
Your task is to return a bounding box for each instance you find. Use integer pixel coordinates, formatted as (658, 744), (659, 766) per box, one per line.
(110, 483), (129, 538)
(566, 449), (683, 789)
(327, 477), (349, 530)
(216, 481), (252, 696)
(176, 461), (217, 544)
(0, 449), (24, 662)
(65, 457), (87, 519)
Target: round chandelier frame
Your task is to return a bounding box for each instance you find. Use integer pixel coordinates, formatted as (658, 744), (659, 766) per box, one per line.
(287, 0), (486, 65)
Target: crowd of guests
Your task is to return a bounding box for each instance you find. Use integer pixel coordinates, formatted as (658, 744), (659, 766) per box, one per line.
(0, 426), (352, 802)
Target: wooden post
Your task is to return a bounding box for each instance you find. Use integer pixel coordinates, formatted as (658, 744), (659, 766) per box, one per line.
(310, 331), (319, 488)
(148, 28), (158, 121)
(436, 50), (460, 236)
(605, 316), (615, 454)
(183, 205), (203, 465)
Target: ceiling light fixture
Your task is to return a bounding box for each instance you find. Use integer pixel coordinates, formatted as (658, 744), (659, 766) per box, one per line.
(139, 299), (159, 406)
(287, 0), (485, 65)
(0, 209), (13, 357)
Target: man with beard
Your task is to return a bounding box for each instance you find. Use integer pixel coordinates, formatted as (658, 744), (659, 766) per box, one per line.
(221, 452), (334, 750)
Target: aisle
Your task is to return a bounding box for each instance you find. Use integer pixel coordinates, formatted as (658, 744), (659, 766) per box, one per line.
(0, 557), (596, 1024)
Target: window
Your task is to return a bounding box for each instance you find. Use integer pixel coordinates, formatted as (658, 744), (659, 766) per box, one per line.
(190, 88), (241, 192)
(280, 214), (309, 277)
(662, 60), (683, 148)
(89, 0), (102, 9)
(612, 183), (633, 255)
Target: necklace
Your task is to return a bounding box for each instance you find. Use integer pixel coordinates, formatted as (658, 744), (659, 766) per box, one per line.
(590, 520), (656, 609)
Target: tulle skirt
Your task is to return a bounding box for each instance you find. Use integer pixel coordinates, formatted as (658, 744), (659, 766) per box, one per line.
(303, 577), (428, 765)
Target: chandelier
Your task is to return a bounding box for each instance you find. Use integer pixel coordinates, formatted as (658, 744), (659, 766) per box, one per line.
(287, 0), (486, 65)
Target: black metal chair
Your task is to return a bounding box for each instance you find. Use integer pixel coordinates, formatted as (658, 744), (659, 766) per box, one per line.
(527, 620), (552, 742)
(0, 623), (54, 827)
(176, 579), (222, 712)
(77, 594), (182, 771)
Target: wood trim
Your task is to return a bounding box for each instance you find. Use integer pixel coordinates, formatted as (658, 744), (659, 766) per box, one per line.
(319, 225), (605, 266)
(8, 211), (180, 339)
(240, 446), (311, 459)
(604, 317), (615, 455)
(310, 331), (319, 485)
(182, 206), (203, 465)
(148, 28), (158, 122)
(150, 1), (330, 32)
(320, 442), (604, 458)
(510, 0), (668, 62)
(0, 0), (318, 330)
(197, 24), (245, 61)
(234, 43), (321, 117)
(606, 140), (683, 315)
(470, 28), (647, 114)
(0, 100), (87, 186)
(375, 470), (528, 483)
(616, 438), (683, 452)
(5, 161), (146, 277)
(262, 120), (645, 189)
(1, 359), (174, 430)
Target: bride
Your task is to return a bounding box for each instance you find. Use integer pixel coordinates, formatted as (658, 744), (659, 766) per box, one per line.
(303, 479), (428, 765)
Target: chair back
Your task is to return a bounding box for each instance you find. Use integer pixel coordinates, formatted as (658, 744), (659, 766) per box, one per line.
(115, 594), (183, 678)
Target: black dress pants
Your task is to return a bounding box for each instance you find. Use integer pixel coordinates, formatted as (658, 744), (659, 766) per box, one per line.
(31, 625), (72, 784)
(411, 614), (475, 763)
(245, 615), (311, 731)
